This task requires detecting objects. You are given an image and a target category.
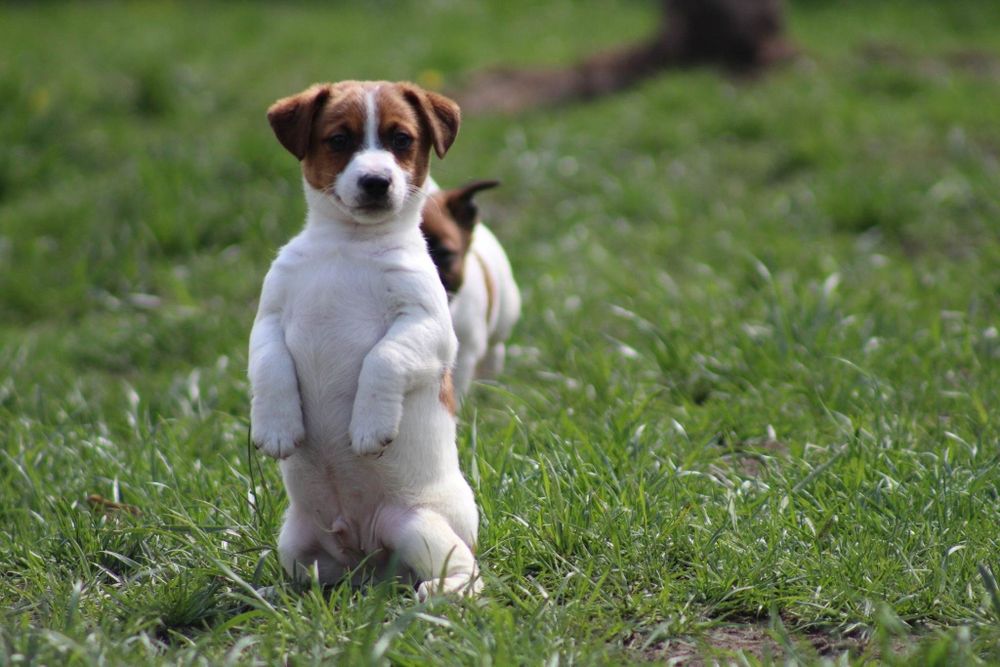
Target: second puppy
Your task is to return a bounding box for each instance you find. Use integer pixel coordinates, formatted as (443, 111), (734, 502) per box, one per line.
(421, 181), (521, 398)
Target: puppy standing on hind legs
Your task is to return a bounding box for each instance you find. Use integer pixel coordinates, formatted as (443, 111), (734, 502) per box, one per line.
(248, 80), (481, 599)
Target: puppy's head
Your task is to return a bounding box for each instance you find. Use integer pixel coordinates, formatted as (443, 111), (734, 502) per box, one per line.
(267, 81), (460, 225)
(420, 179), (500, 295)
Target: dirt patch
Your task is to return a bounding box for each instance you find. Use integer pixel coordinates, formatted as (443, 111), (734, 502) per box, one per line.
(712, 430), (789, 478)
(627, 622), (867, 665)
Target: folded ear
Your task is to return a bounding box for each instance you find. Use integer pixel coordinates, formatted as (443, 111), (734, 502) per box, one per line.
(446, 179), (500, 230)
(401, 84), (461, 159)
(266, 84), (331, 160)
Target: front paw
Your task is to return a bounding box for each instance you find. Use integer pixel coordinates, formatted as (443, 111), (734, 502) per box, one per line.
(349, 399), (401, 457)
(251, 406), (305, 459)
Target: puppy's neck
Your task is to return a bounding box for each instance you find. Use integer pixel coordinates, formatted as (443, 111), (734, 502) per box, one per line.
(302, 179), (428, 245)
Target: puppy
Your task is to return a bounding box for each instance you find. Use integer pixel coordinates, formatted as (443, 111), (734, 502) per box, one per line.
(248, 81), (481, 599)
(421, 181), (521, 397)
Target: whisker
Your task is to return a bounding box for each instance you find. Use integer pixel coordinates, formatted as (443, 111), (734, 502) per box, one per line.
(418, 192), (445, 217)
(407, 185), (448, 219)
(407, 185), (430, 202)
(319, 185), (349, 210)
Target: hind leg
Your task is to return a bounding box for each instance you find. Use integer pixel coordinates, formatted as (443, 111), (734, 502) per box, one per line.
(381, 507), (481, 600)
(277, 507), (349, 584)
(476, 342), (506, 379)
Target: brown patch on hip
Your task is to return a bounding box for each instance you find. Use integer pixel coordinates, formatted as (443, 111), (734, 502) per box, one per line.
(439, 369), (457, 416)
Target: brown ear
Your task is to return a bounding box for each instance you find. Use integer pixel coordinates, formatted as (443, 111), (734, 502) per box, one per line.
(402, 84), (461, 159)
(266, 84), (331, 160)
(446, 179), (500, 230)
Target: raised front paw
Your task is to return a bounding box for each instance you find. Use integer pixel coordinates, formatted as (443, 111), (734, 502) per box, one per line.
(251, 404), (305, 459)
(349, 398), (401, 457)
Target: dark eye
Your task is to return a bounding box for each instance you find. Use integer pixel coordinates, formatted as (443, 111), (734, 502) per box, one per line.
(428, 243), (452, 262)
(326, 133), (351, 152)
(391, 131), (413, 152)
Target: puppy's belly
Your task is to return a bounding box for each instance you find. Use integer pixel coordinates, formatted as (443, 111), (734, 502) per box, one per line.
(280, 311), (384, 518)
(280, 386), (466, 568)
(280, 445), (388, 554)
(278, 308), (466, 569)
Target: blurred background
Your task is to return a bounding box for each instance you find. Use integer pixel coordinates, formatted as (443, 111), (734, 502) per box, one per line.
(2, 1), (997, 330)
(2, 0), (997, 420)
(2, 1), (1000, 662)
(2, 1), (998, 323)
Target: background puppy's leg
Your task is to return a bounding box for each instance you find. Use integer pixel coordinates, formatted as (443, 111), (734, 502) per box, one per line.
(453, 349), (480, 398)
(381, 507), (481, 600)
(453, 325), (488, 397)
(476, 342), (506, 380)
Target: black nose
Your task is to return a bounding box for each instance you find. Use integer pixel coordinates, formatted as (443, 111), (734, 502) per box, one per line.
(358, 174), (390, 198)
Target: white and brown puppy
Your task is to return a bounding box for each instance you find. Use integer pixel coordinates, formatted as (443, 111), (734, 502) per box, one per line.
(421, 181), (521, 398)
(249, 81), (480, 599)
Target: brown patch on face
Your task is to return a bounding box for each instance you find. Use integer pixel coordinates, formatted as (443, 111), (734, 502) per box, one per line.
(266, 81), (461, 197)
(422, 191), (472, 294)
(420, 180), (500, 295)
(373, 84), (461, 190)
(301, 83), (368, 192)
(373, 85), (430, 188)
(267, 84), (332, 160)
(397, 84), (461, 160)
(439, 368), (456, 416)
(266, 82), (368, 191)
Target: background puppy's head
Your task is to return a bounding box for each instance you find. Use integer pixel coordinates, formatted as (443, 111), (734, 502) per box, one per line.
(421, 180), (500, 295)
(267, 81), (460, 225)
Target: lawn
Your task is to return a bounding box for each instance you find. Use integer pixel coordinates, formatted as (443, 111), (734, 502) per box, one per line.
(2, 1), (1000, 664)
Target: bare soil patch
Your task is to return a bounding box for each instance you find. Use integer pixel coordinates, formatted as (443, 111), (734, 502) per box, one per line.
(628, 622), (867, 665)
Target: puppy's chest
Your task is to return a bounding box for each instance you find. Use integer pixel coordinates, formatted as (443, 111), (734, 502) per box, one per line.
(282, 261), (391, 367)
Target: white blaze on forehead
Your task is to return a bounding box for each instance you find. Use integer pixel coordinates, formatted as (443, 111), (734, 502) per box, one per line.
(364, 87), (381, 150)
(333, 84), (411, 221)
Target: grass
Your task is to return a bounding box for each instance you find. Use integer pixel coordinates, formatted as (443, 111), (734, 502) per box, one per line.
(2, 0), (1000, 664)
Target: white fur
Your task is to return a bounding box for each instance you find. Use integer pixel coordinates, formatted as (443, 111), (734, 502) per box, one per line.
(332, 86), (410, 225)
(248, 100), (480, 598)
(449, 225), (521, 397)
(364, 88), (380, 148)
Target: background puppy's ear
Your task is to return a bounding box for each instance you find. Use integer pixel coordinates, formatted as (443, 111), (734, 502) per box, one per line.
(446, 179), (500, 230)
(267, 84), (331, 160)
(402, 85), (461, 159)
